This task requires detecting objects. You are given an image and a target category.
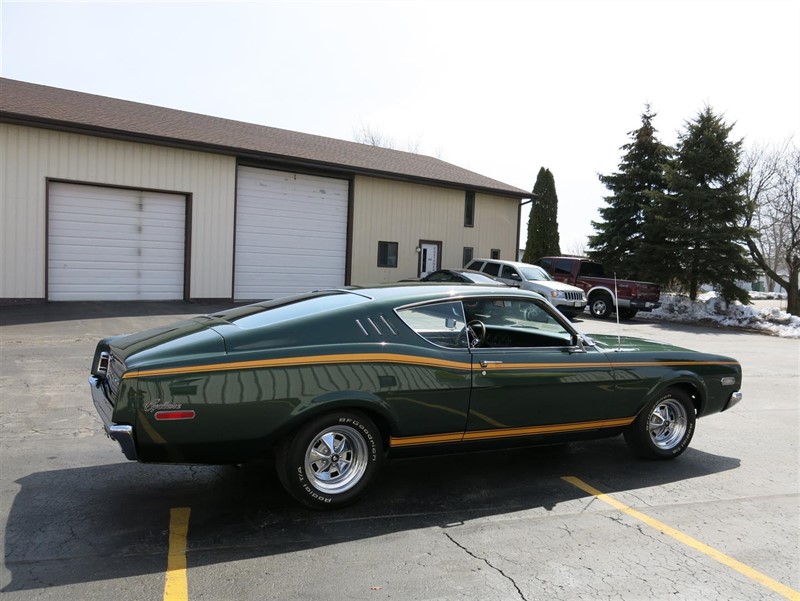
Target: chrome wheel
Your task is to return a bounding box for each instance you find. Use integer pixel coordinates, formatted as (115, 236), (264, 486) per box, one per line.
(647, 399), (688, 450)
(304, 425), (369, 494)
(624, 388), (696, 459)
(590, 294), (613, 319)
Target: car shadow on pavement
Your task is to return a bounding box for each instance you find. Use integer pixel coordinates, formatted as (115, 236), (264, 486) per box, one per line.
(2, 439), (740, 592)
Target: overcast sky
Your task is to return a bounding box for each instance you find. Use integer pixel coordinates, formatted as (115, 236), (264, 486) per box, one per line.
(2, 0), (799, 253)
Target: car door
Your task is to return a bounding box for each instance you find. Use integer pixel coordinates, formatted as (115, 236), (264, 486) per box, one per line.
(463, 296), (628, 442)
(392, 300), (473, 445)
(497, 265), (523, 287)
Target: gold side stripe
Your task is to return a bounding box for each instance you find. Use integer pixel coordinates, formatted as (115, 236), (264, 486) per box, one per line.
(496, 361), (739, 370)
(124, 353), (471, 379)
(122, 353), (739, 380)
(390, 416), (635, 448)
(610, 361), (739, 368)
(389, 432), (465, 447)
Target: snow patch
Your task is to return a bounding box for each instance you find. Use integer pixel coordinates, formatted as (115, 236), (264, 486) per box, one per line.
(638, 292), (800, 339)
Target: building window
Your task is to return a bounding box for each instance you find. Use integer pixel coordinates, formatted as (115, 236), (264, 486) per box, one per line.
(464, 191), (475, 227)
(377, 241), (398, 268)
(491, 249), (500, 259)
(462, 247), (473, 267)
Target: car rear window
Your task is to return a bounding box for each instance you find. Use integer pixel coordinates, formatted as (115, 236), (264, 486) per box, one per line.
(213, 291), (368, 330)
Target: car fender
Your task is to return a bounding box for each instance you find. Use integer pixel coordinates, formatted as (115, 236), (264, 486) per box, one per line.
(587, 285), (617, 305)
(279, 389), (400, 442)
(641, 370), (708, 417)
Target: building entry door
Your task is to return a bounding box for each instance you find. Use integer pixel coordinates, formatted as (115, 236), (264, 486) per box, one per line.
(418, 240), (441, 277)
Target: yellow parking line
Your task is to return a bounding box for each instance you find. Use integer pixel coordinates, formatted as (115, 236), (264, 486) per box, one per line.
(562, 477), (800, 601)
(164, 507), (191, 601)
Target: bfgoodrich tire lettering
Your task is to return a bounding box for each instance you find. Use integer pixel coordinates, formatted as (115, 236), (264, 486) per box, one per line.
(624, 388), (696, 460)
(276, 411), (384, 509)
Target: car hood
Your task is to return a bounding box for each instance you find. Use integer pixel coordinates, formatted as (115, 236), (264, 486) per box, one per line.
(587, 334), (692, 353)
(525, 279), (584, 293)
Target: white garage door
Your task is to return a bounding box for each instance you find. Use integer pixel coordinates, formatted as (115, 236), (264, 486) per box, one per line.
(235, 167), (348, 300)
(48, 183), (186, 301)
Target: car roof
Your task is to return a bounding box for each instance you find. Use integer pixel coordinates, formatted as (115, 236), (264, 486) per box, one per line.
(470, 258), (539, 269)
(323, 283), (547, 304)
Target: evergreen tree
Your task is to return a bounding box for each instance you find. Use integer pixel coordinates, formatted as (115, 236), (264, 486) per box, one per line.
(588, 106), (672, 279)
(645, 107), (755, 302)
(523, 167), (561, 263)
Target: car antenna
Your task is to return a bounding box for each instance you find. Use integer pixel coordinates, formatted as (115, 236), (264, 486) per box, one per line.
(614, 272), (621, 351)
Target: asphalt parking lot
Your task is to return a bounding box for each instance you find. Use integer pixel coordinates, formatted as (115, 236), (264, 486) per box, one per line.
(1, 302), (798, 601)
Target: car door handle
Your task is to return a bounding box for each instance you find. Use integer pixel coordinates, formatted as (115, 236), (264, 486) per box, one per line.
(479, 360), (504, 368)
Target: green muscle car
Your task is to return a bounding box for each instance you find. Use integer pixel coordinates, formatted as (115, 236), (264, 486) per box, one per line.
(89, 285), (742, 509)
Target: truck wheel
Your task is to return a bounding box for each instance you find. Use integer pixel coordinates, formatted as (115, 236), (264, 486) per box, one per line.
(589, 293), (613, 319)
(618, 308), (638, 320)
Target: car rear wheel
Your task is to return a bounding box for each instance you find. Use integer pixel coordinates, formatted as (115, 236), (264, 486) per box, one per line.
(589, 293), (613, 319)
(624, 389), (696, 459)
(276, 411), (384, 509)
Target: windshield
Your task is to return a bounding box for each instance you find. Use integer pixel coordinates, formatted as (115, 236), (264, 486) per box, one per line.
(519, 265), (553, 281)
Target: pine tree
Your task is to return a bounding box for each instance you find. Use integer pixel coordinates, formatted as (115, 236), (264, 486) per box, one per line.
(646, 107), (755, 302)
(588, 106), (672, 279)
(523, 167), (561, 263)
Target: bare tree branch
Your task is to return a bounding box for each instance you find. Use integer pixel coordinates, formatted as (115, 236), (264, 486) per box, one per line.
(742, 138), (800, 314)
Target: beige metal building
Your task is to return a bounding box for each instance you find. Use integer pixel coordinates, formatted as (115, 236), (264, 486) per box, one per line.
(0, 78), (530, 302)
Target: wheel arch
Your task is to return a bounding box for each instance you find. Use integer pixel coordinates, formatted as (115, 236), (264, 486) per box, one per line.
(272, 391), (398, 450)
(643, 374), (707, 418)
(587, 285), (616, 305)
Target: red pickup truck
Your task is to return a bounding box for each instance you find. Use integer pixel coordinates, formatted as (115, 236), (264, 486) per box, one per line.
(535, 256), (661, 319)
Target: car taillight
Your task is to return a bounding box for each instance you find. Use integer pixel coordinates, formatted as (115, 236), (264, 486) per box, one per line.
(97, 351), (110, 375)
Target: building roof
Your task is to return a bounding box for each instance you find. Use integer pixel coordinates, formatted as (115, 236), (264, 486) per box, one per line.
(0, 78), (530, 198)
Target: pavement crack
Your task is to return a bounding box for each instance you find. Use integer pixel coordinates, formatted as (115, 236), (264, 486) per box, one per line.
(443, 531), (529, 601)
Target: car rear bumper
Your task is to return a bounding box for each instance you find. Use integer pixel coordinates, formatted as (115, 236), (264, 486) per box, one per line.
(89, 375), (137, 460)
(619, 299), (662, 311)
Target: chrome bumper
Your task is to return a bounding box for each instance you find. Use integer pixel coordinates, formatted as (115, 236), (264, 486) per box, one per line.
(723, 390), (743, 412)
(89, 375), (137, 460)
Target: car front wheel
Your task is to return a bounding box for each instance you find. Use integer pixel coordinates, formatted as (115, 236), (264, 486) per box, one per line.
(624, 389), (696, 459)
(276, 411), (384, 509)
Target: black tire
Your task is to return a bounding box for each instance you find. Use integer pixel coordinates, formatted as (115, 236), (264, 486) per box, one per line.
(624, 388), (696, 460)
(618, 308), (638, 320)
(276, 411), (384, 509)
(589, 293), (614, 319)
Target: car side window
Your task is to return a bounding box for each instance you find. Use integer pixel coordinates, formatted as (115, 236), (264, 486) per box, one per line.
(500, 266), (522, 281)
(396, 301), (468, 349)
(482, 262), (501, 276)
(538, 258), (553, 271)
(463, 298), (572, 347)
(425, 271), (453, 282)
(578, 261), (605, 277)
(554, 259), (572, 276)
(465, 260), (483, 271)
